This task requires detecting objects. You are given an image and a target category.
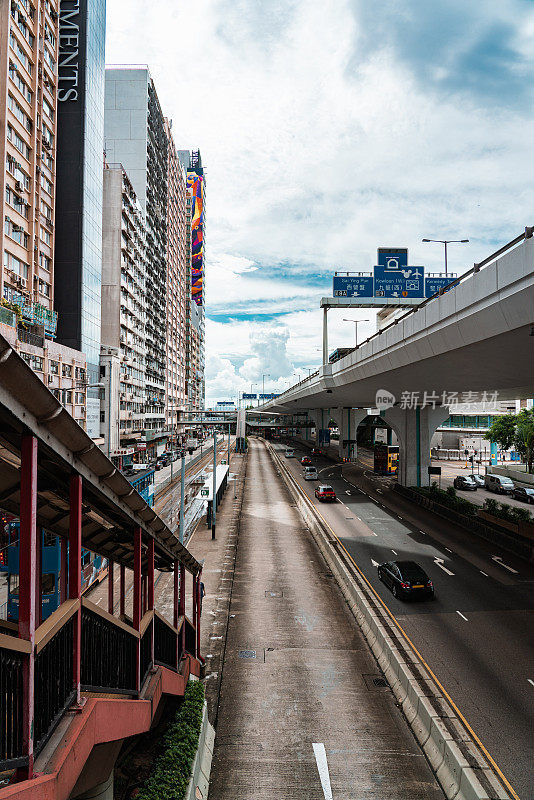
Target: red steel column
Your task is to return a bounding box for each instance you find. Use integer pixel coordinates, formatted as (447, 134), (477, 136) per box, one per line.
(107, 560), (114, 615)
(18, 435), (37, 780)
(179, 563), (186, 655)
(147, 538), (154, 666)
(173, 560), (179, 668)
(60, 537), (68, 604)
(133, 527), (142, 691)
(69, 475), (82, 706)
(192, 574), (198, 658)
(120, 564), (125, 617)
(196, 570), (202, 659)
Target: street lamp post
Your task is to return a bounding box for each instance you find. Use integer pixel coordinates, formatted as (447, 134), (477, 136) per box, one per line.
(262, 373), (270, 405)
(422, 238), (469, 277)
(342, 319), (370, 347)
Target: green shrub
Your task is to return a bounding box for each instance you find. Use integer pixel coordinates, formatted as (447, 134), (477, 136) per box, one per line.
(137, 680), (205, 800)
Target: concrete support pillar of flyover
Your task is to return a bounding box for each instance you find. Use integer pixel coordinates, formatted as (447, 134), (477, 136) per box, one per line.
(330, 408), (368, 460)
(306, 410), (321, 444)
(382, 405), (449, 487)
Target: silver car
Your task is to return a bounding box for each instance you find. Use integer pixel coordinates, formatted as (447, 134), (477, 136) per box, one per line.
(303, 466), (318, 481)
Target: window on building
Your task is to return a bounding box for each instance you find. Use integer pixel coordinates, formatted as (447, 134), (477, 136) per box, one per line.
(50, 360), (58, 374)
(62, 364), (72, 377)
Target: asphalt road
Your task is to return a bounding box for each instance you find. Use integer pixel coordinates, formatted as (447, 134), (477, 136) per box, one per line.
(357, 446), (534, 512)
(274, 441), (534, 800)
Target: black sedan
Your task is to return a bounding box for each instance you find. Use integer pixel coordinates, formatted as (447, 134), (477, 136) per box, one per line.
(378, 560), (434, 600)
(453, 475), (478, 491)
(513, 486), (534, 504)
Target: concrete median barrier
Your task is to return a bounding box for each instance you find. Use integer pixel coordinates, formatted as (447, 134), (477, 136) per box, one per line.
(267, 441), (513, 800)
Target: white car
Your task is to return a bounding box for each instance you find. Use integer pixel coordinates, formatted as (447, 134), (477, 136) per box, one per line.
(285, 449), (295, 458)
(303, 467), (318, 480)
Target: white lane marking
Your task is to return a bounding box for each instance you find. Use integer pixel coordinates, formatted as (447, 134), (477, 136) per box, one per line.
(456, 611), (468, 621)
(491, 555), (519, 574)
(434, 558), (455, 576)
(313, 743), (333, 800)
(397, 515), (403, 520)
(480, 571), (488, 577)
(419, 530), (426, 535)
(445, 547), (452, 552)
(391, 550), (397, 555)
(376, 489), (383, 494)
(345, 490), (352, 495)
(371, 558), (380, 567)
(528, 679), (534, 689)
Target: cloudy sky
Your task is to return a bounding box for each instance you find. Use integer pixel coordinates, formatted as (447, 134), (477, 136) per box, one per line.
(106, 0), (534, 406)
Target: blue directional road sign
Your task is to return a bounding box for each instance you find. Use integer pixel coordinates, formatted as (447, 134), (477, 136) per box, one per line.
(242, 393), (257, 399)
(424, 275), (457, 298)
(259, 393), (279, 400)
(377, 248), (408, 270)
(333, 275), (374, 298)
(374, 265), (425, 299)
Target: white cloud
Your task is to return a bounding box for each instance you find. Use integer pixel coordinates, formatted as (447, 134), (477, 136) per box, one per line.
(106, 0), (534, 406)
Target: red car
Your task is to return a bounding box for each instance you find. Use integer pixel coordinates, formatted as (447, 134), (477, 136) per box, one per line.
(301, 456), (312, 466)
(311, 448), (321, 456)
(315, 485), (337, 502)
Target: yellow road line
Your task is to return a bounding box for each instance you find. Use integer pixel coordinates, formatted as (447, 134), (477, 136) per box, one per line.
(285, 460), (520, 800)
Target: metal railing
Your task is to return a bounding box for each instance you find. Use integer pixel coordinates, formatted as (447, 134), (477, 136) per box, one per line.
(34, 615), (75, 754)
(140, 620), (153, 687)
(154, 613), (180, 670)
(0, 646), (25, 767)
(184, 617), (196, 657)
(81, 607), (137, 693)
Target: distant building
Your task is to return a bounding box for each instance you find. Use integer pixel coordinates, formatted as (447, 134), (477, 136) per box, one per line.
(54, 0), (107, 438)
(165, 120), (187, 446)
(100, 163), (146, 463)
(105, 66), (168, 460)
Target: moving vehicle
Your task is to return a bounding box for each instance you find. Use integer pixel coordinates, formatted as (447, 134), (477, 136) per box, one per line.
(378, 560), (434, 600)
(472, 474), (485, 488)
(315, 485), (336, 501)
(374, 443), (399, 476)
(304, 467), (319, 481)
(186, 437), (199, 450)
(301, 456), (312, 466)
(129, 466), (155, 507)
(285, 449), (295, 458)
(513, 486), (534, 504)
(453, 475), (478, 491)
(311, 448), (321, 456)
(484, 474), (515, 494)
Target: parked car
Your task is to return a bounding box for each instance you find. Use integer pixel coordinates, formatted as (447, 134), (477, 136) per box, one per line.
(378, 560), (434, 601)
(513, 486), (534, 504)
(303, 467), (319, 481)
(285, 449), (295, 458)
(472, 474), (485, 488)
(301, 456), (312, 466)
(311, 448), (321, 456)
(453, 475), (478, 491)
(315, 484), (336, 501)
(484, 474), (515, 494)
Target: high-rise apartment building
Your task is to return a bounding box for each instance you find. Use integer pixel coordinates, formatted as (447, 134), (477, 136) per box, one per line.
(178, 149), (205, 417)
(164, 119), (187, 445)
(0, 0), (58, 317)
(54, 0), (107, 438)
(104, 67), (168, 460)
(0, 0), (90, 426)
(100, 163), (146, 462)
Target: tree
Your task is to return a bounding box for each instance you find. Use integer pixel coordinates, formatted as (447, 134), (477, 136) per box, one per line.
(514, 410), (534, 474)
(487, 414), (517, 452)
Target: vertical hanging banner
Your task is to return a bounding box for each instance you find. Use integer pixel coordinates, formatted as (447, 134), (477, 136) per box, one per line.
(187, 172), (204, 305)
